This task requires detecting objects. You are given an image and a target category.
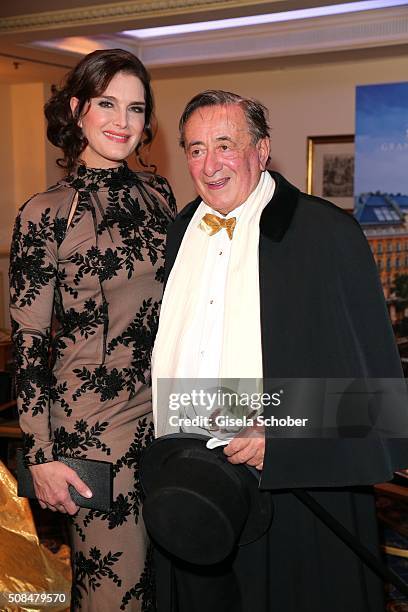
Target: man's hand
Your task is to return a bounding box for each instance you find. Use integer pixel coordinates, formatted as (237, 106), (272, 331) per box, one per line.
(29, 461), (92, 515)
(223, 424), (265, 470)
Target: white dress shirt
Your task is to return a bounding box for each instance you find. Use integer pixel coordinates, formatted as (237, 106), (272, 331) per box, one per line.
(175, 202), (245, 379)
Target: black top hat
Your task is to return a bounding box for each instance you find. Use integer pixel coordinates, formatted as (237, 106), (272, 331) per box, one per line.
(140, 433), (273, 565)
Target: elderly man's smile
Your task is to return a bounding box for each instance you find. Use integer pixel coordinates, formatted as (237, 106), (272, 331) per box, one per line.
(206, 178), (230, 190)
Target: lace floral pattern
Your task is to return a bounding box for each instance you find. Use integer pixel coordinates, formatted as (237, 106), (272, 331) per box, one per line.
(10, 162), (176, 610)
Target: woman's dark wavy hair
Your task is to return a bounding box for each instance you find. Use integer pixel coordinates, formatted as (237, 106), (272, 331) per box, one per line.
(45, 48), (155, 172)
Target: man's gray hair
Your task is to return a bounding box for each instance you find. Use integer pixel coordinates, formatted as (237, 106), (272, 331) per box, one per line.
(179, 90), (270, 149)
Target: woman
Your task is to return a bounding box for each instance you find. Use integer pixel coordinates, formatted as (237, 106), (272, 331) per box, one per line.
(9, 48), (176, 611)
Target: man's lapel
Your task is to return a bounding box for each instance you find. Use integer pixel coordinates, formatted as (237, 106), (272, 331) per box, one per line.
(260, 171), (299, 241)
(259, 172), (300, 377)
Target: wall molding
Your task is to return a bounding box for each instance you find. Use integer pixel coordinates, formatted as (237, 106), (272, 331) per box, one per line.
(0, 0), (282, 34)
(20, 5), (408, 68)
(130, 6), (408, 66)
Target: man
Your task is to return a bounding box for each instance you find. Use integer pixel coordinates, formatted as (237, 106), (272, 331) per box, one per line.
(151, 90), (408, 611)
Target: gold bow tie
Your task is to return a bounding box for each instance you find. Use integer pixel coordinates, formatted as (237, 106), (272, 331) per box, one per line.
(199, 213), (237, 240)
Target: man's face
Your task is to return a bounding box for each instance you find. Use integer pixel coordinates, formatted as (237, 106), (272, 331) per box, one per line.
(184, 104), (270, 215)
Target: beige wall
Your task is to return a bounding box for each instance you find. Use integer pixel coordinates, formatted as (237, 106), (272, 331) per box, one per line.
(0, 84), (16, 329)
(11, 83), (48, 208)
(150, 53), (408, 208)
(0, 82), (62, 328)
(3, 52), (408, 219)
(0, 85), (16, 250)
(0, 82), (58, 249)
(0, 52), (408, 329)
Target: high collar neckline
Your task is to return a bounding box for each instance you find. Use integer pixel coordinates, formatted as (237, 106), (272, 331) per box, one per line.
(64, 161), (133, 191)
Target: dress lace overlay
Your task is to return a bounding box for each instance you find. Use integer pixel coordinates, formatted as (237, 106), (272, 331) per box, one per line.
(9, 162), (176, 611)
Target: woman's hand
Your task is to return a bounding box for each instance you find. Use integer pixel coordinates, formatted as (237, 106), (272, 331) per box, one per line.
(29, 461), (93, 515)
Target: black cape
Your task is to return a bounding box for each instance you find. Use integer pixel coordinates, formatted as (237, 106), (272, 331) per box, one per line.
(156, 172), (408, 611)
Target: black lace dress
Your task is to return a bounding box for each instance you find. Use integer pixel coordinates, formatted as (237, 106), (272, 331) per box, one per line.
(9, 163), (176, 611)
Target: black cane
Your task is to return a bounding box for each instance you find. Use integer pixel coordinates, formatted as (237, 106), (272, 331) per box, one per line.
(292, 488), (408, 598)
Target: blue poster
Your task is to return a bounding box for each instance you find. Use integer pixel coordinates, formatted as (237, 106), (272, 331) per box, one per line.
(355, 81), (408, 201)
(354, 81), (408, 309)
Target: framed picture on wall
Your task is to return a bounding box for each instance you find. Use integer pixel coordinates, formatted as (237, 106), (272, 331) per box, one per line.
(306, 135), (354, 210)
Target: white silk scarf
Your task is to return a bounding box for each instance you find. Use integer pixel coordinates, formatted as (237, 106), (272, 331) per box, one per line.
(152, 171), (275, 430)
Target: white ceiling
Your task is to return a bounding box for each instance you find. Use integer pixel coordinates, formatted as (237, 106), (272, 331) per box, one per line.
(0, 0), (407, 83)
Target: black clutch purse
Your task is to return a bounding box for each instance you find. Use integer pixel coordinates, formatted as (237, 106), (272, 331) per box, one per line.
(16, 448), (113, 511)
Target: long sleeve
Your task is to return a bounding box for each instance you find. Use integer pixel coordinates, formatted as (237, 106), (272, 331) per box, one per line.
(9, 198), (62, 465)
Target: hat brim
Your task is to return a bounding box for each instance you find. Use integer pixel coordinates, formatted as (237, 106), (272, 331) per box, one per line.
(140, 434), (273, 559)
